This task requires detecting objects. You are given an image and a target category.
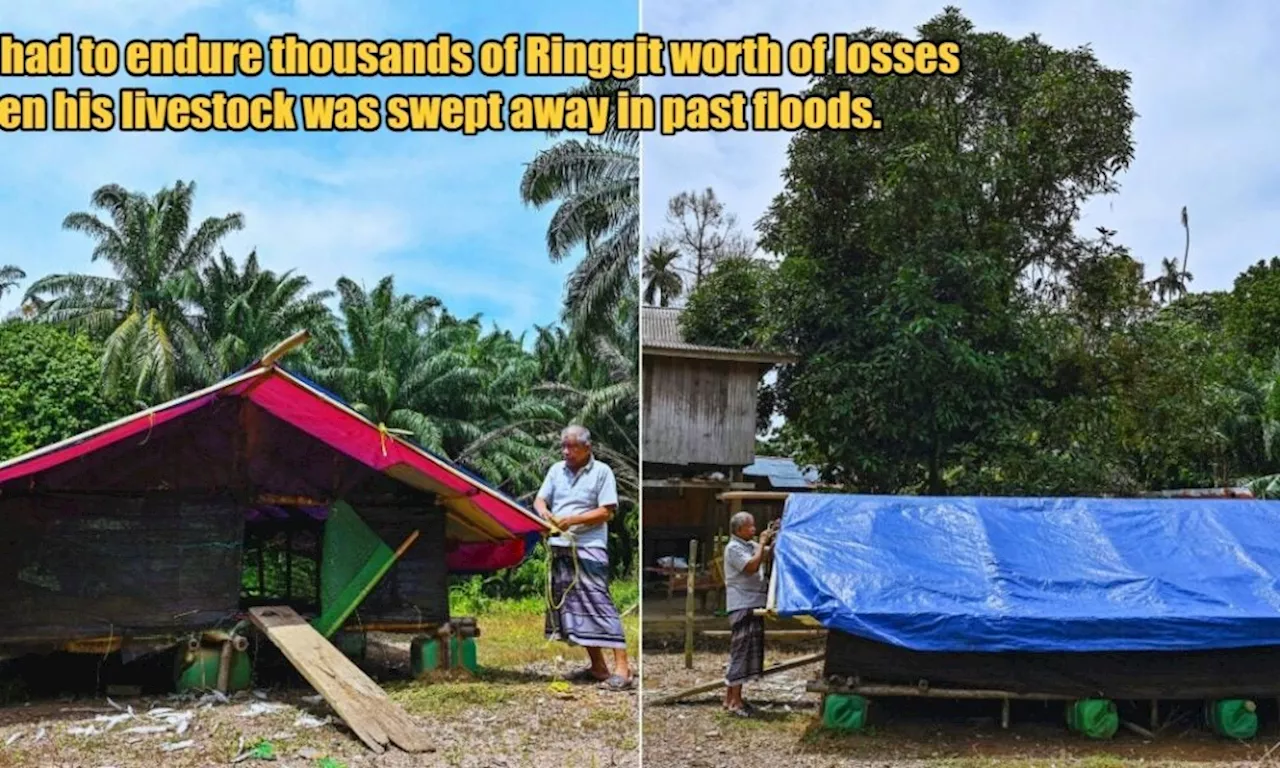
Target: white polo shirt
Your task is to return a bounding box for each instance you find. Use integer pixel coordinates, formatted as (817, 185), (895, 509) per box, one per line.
(537, 457), (618, 550)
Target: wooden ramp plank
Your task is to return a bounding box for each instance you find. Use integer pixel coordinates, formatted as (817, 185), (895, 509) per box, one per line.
(248, 606), (432, 754)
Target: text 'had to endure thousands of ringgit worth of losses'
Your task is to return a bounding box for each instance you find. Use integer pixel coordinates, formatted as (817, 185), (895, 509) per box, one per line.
(0, 32), (962, 135)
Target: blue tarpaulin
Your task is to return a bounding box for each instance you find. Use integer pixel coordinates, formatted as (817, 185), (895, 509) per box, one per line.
(773, 494), (1280, 653)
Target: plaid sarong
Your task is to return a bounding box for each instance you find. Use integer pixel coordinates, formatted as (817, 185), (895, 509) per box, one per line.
(545, 545), (627, 649)
(725, 608), (765, 686)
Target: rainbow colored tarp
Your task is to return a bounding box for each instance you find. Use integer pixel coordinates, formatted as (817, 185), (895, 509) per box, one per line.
(0, 364), (548, 573)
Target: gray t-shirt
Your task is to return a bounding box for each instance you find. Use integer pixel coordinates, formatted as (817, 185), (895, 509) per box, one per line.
(723, 535), (769, 612)
(537, 458), (618, 550)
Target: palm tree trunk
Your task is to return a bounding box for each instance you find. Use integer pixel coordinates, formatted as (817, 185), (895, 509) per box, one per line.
(1180, 206), (1190, 276)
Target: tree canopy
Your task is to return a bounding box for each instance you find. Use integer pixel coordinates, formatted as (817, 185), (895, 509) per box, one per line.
(686, 8), (1280, 499)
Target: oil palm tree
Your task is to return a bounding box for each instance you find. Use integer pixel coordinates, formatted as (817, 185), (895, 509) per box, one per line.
(25, 181), (243, 402)
(0, 265), (24, 301)
(442, 319), (565, 492)
(643, 244), (683, 306)
(520, 77), (638, 334)
(309, 276), (562, 493)
(537, 278), (639, 502)
(305, 275), (441, 441)
(534, 278), (640, 572)
(190, 249), (337, 381)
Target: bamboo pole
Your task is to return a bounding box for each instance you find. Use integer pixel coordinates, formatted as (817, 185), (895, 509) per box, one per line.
(684, 539), (697, 670)
(653, 652), (826, 705)
(259, 329), (311, 367)
(805, 681), (1074, 701)
(314, 529), (420, 637)
(701, 629), (825, 639)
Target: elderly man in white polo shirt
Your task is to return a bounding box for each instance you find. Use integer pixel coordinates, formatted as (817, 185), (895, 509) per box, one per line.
(534, 425), (633, 691)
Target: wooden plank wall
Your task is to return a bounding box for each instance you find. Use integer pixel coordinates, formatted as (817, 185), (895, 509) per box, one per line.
(642, 356), (760, 467)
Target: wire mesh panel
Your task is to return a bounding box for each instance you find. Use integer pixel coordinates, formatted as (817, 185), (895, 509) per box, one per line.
(0, 493), (244, 644)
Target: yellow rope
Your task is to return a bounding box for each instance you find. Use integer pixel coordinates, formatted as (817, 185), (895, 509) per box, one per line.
(544, 524), (582, 612)
(377, 422), (390, 456)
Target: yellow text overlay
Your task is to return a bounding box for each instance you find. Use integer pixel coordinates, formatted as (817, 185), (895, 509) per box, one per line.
(0, 32), (962, 134)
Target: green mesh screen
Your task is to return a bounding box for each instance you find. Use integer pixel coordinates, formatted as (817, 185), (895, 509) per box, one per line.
(314, 501), (396, 637)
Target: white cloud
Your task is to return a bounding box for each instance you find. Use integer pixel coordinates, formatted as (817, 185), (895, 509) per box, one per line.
(642, 0), (1280, 292)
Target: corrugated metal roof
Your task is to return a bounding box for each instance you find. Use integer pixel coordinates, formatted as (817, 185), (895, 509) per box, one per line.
(743, 456), (812, 489)
(641, 306), (795, 363)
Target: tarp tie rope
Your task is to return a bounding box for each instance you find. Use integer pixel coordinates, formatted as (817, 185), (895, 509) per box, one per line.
(544, 524), (581, 613)
(377, 423), (390, 457)
(138, 410), (157, 446)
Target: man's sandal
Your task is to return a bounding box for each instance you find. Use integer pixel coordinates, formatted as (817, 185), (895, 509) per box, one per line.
(599, 674), (633, 691)
(568, 668), (608, 683)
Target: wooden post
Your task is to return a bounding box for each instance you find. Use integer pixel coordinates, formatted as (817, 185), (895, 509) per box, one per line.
(1001, 697), (1010, 729)
(685, 538), (697, 670)
(216, 639), (233, 694)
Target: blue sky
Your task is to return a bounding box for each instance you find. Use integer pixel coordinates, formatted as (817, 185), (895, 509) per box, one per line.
(642, 0), (1280, 294)
(0, 0), (637, 337)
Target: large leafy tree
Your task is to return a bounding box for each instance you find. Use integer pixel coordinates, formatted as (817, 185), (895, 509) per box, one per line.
(0, 321), (130, 460)
(25, 181), (243, 403)
(758, 8), (1135, 494)
(681, 257), (775, 351)
(520, 77), (638, 334)
(1225, 257), (1280, 359)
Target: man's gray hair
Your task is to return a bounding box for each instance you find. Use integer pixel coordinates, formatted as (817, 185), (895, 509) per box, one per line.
(730, 511), (755, 535)
(561, 425), (592, 446)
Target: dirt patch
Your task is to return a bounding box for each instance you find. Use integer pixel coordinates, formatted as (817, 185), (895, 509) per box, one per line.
(641, 647), (1275, 768)
(0, 617), (639, 767)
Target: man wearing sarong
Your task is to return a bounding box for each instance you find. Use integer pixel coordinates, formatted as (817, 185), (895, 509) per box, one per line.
(535, 425), (633, 691)
(722, 510), (775, 716)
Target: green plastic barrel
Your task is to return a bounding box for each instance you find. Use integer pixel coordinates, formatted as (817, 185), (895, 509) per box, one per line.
(822, 693), (869, 731)
(1207, 699), (1257, 740)
(1066, 699), (1118, 739)
(174, 646), (252, 693)
(454, 636), (478, 673)
(331, 631), (367, 661)
(410, 637), (444, 676)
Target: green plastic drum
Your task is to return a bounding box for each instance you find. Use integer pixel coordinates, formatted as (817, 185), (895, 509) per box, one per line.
(1066, 699), (1118, 739)
(454, 636), (478, 673)
(822, 693), (869, 731)
(410, 636), (479, 676)
(331, 631), (367, 661)
(1206, 699), (1257, 740)
(174, 646), (252, 693)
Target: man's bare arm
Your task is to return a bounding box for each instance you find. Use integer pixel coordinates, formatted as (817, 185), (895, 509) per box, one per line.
(558, 503), (615, 529)
(740, 529), (776, 574)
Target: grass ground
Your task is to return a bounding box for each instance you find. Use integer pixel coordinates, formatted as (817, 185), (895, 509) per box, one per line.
(0, 584), (639, 768)
(640, 637), (1277, 768)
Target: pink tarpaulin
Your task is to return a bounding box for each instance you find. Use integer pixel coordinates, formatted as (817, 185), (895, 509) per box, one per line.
(0, 393), (220, 485)
(448, 539), (529, 572)
(237, 372), (545, 537)
(0, 367), (549, 572)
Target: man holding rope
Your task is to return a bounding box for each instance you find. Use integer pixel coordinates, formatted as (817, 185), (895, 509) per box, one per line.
(722, 510), (776, 717)
(535, 425), (633, 691)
